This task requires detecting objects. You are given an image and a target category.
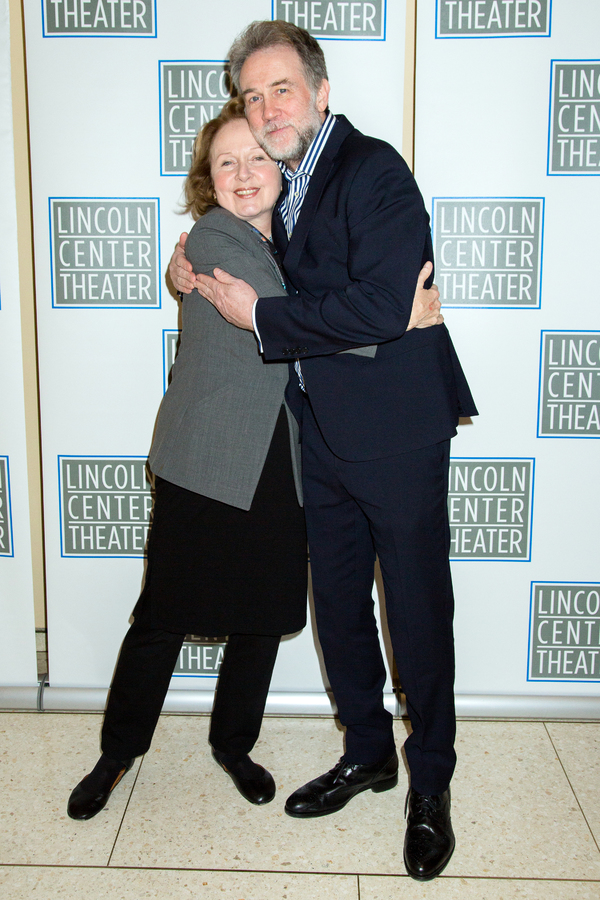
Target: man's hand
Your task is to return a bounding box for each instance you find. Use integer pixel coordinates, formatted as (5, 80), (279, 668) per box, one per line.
(195, 269), (258, 331)
(169, 233), (198, 295)
(406, 261), (443, 331)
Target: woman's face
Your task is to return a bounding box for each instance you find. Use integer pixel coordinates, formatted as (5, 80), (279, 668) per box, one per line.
(209, 118), (282, 236)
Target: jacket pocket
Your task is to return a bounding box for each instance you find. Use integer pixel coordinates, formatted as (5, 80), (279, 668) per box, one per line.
(337, 345), (378, 358)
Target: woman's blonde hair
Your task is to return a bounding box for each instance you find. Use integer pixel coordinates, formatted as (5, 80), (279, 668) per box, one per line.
(183, 96), (247, 221)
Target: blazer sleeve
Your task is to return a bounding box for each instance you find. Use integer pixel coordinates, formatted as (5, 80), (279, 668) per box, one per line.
(255, 146), (432, 360)
(186, 214), (286, 300)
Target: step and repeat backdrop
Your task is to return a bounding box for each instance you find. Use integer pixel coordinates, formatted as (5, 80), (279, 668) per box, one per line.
(415, 0), (600, 704)
(0, 0), (38, 687)
(7, 0), (598, 713)
(22, 0), (407, 702)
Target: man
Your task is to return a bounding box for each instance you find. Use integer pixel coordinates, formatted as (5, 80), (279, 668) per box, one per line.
(170, 20), (477, 882)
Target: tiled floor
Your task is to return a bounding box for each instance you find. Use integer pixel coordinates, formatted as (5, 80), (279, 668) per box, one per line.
(1, 713), (599, 899)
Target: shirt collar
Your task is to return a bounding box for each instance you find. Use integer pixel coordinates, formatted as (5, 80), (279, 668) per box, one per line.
(278, 111), (337, 182)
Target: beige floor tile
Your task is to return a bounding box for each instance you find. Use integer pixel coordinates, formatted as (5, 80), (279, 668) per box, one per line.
(0, 866), (358, 899)
(444, 721), (600, 879)
(110, 716), (410, 874)
(5, 712), (600, 887)
(547, 723), (600, 845)
(0, 713), (140, 866)
(360, 875), (600, 899)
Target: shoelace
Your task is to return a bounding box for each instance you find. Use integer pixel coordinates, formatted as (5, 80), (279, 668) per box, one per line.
(405, 791), (445, 819)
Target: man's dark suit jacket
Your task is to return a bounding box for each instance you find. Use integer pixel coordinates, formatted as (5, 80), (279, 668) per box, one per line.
(255, 115), (477, 461)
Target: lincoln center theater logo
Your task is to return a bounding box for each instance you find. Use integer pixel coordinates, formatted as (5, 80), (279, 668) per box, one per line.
(173, 636), (226, 678)
(433, 198), (544, 307)
(59, 457), (152, 557)
(529, 583), (600, 681)
(160, 62), (230, 175)
(42, 0), (156, 36)
(448, 458), (534, 560)
(163, 329), (181, 392)
(548, 61), (600, 174)
(538, 331), (600, 437)
(0, 457), (14, 557)
(272, 0), (386, 39)
(437, 0), (550, 37)
(49, 199), (160, 308)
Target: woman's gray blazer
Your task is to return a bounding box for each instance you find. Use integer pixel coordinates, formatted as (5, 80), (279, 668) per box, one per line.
(149, 207), (302, 510)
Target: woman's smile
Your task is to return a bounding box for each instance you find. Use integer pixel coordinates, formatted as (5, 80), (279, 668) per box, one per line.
(209, 118), (282, 236)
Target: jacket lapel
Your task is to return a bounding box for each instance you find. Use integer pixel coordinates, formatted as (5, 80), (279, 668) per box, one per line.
(272, 200), (288, 254)
(282, 115), (355, 277)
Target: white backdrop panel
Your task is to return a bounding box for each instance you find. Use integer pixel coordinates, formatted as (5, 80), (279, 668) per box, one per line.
(416, 0), (600, 698)
(23, 0), (405, 694)
(0, 0), (37, 686)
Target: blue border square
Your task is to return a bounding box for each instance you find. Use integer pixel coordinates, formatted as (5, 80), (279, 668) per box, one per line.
(58, 454), (151, 558)
(48, 197), (161, 310)
(547, 59), (600, 177)
(431, 196), (544, 310)
(159, 60), (229, 177)
(0, 456), (15, 557)
(537, 330), (600, 439)
(162, 328), (181, 394)
(271, 0), (387, 41)
(449, 456), (535, 561)
(41, 0), (157, 37)
(527, 581), (600, 682)
(171, 640), (226, 680)
(435, 0), (552, 39)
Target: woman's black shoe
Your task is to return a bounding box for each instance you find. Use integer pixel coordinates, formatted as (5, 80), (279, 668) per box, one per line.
(212, 748), (276, 804)
(67, 754), (135, 820)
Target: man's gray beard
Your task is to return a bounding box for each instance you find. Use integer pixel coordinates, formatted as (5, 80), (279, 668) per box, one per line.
(255, 118), (321, 168)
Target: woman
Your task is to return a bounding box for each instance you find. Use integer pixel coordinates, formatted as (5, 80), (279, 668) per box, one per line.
(67, 98), (307, 820)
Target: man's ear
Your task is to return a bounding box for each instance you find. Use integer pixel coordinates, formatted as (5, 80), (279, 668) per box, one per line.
(316, 79), (331, 113)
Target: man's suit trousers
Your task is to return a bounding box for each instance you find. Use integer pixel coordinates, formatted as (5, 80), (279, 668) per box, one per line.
(100, 589), (280, 761)
(301, 397), (456, 796)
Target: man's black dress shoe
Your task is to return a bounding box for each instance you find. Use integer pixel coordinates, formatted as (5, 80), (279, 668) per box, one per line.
(211, 749), (275, 805)
(284, 752), (398, 818)
(403, 787), (455, 881)
(67, 754), (135, 820)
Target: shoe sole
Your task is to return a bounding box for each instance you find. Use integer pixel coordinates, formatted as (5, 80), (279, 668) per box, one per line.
(403, 838), (456, 882)
(284, 772), (398, 818)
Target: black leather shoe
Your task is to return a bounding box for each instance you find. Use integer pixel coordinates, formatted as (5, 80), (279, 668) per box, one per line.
(284, 752), (398, 818)
(403, 787), (455, 881)
(67, 755), (135, 820)
(212, 749), (275, 805)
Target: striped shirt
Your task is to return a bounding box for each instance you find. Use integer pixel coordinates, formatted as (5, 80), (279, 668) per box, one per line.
(253, 112), (337, 393)
(278, 111), (337, 238)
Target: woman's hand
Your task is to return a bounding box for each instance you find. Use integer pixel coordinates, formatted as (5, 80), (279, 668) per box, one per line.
(407, 262), (443, 331)
(169, 233), (197, 295)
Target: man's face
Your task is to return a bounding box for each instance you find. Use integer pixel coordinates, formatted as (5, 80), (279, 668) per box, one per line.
(239, 45), (330, 169)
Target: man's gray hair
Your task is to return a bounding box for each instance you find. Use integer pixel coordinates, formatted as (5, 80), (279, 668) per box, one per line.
(228, 20), (328, 96)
